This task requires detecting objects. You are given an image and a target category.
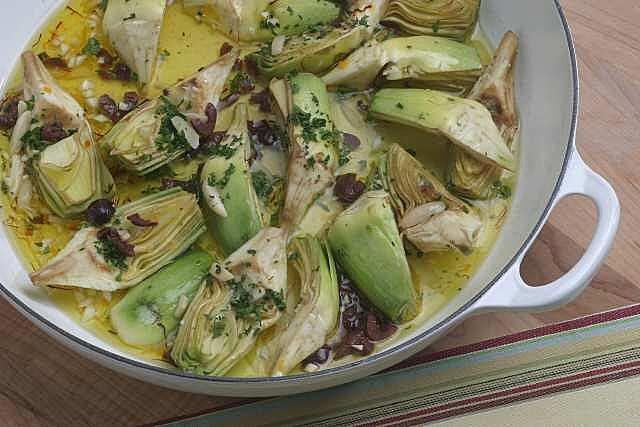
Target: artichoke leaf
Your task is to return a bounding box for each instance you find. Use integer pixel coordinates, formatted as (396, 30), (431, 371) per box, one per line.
(370, 88), (515, 171)
(328, 191), (419, 323)
(248, 0), (388, 78)
(101, 51), (238, 175)
(200, 103), (269, 255)
(324, 36), (482, 93)
(171, 227), (288, 376)
(280, 74), (339, 231)
(184, 0), (341, 42)
(382, 0), (480, 42)
(30, 188), (206, 291)
(103, 0), (167, 84)
(449, 31), (520, 198)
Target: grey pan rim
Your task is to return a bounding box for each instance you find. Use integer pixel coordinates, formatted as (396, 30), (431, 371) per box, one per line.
(0, 0), (579, 387)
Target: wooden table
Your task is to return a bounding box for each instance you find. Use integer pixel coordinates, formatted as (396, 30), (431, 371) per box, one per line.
(1, 1), (638, 425)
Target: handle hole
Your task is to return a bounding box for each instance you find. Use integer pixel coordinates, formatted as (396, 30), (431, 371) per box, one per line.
(521, 195), (597, 287)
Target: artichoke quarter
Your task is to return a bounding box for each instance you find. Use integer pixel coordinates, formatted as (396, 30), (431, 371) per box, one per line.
(103, 0), (167, 84)
(370, 88), (515, 171)
(328, 191), (419, 323)
(378, 143), (482, 254)
(260, 235), (339, 376)
(449, 31), (520, 199)
(101, 51), (238, 175)
(183, 0), (342, 42)
(30, 188), (206, 291)
(171, 227), (288, 376)
(248, 0), (388, 78)
(323, 36), (483, 93)
(200, 103), (269, 255)
(278, 73), (340, 231)
(382, 0), (480, 42)
(16, 52), (115, 218)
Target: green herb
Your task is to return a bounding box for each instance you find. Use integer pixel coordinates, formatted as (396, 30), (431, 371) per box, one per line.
(25, 97), (35, 111)
(159, 49), (171, 60)
(94, 235), (129, 271)
(251, 170), (274, 199)
(21, 127), (46, 151)
(492, 181), (512, 199)
(229, 72), (254, 94)
(82, 37), (101, 56)
(155, 97), (189, 154)
(207, 163), (236, 188)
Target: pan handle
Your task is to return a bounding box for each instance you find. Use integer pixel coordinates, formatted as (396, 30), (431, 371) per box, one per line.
(469, 151), (620, 314)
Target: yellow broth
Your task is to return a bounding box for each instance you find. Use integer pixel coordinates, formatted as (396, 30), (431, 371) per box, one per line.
(0, 0), (512, 374)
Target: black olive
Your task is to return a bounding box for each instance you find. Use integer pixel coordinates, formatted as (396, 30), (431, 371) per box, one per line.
(334, 173), (366, 204)
(86, 199), (116, 226)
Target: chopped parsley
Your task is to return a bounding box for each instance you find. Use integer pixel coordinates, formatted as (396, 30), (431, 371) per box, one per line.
(94, 235), (129, 271)
(155, 97), (189, 154)
(229, 280), (286, 330)
(82, 37), (101, 56)
(251, 170), (275, 199)
(207, 163), (236, 188)
(492, 181), (512, 199)
(21, 127), (46, 151)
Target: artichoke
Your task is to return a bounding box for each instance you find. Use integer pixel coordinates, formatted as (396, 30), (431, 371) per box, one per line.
(183, 0), (342, 42)
(382, 0), (480, 42)
(377, 143), (482, 253)
(327, 191), (419, 323)
(18, 52), (115, 217)
(323, 36), (483, 93)
(110, 250), (214, 346)
(279, 73), (339, 231)
(171, 227), (288, 376)
(30, 188), (206, 291)
(102, 51), (238, 175)
(449, 31), (520, 198)
(248, 0), (388, 78)
(103, 0), (167, 84)
(200, 103), (269, 255)
(370, 88), (515, 171)
(261, 235), (339, 376)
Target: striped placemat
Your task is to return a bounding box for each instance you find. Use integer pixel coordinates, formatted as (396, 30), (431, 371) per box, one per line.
(162, 305), (640, 426)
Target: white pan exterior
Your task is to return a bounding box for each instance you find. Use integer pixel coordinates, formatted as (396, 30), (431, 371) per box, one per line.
(0, 0), (620, 396)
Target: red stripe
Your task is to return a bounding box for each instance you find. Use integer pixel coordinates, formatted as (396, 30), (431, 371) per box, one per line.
(363, 362), (640, 426)
(388, 304), (640, 372)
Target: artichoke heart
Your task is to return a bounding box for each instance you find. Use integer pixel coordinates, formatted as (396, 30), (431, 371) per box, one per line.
(200, 103), (269, 255)
(103, 0), (167, 84)
(378, 143), (482, 253)
(183, 0), (342, 42)
(102, 51), (238, 175)
(110, 250), (214, 346)
(279, 73), (339, 231)
(30, 188), (206, 291)
(323, 36), (483, 93)
(328, 191), (419, 323)
(171, 227), (288, 376)
(382, 0), (480, 42)
(249, 0), (388, 78)
(18, 52), (115, 217)
(449, 31), (520, 198)
(260, 235), (339, 376)
(370, 88), (515, 171)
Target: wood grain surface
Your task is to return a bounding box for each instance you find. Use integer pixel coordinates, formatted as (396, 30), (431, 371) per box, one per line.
(1, 1), (638, 425)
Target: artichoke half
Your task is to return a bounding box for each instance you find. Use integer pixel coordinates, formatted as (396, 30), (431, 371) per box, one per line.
(249, 0), (388, 78)
(328, 191), (419, 323)
(103, 0), (167, 84)
(110, 249), (214, 346)
(323, 36), (483, 93)
(370, 88), (515, 171)
(250, 235), (339, 376)
(200, 103), (269, 255)
(30, 188), (206, 291)
(382, 0), (480, 42)
(102, 51), (238, 175)
(278, 73), (339, 232)
(171, 227), (288, 376)
(449, 31), (520, 199)
(183, 0), (342, 42)
(17, 52), (115, 218)
(378, 143), (482, 253)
